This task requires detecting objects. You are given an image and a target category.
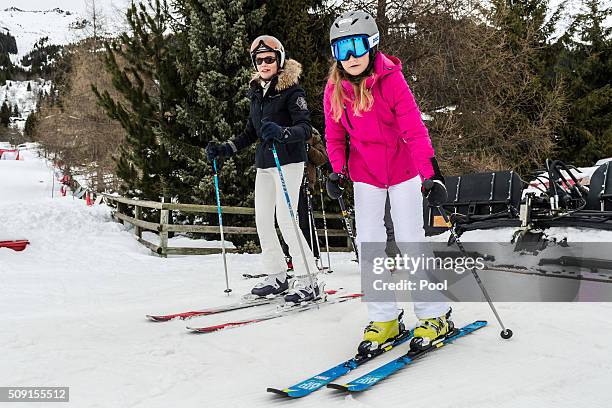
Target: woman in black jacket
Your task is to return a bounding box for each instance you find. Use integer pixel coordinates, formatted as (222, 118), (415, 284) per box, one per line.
(206, 35), (320, 302)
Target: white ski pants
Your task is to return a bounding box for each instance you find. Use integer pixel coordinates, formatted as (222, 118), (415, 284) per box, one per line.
(354, 176), (450, 321)
(255, 162), (319, 277)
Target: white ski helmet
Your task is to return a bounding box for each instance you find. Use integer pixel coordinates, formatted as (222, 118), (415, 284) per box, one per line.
(329, 10), (380, 56)
(250, 35), (286, 70)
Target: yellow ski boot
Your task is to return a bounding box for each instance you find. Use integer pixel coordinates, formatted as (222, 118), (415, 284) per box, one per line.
(358, 312), (405, 356)
(411, 309), (454, 350)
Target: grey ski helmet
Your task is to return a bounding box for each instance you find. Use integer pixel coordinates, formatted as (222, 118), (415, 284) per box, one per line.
(250, 35), (286, 70)
(329, 10), (379, 48)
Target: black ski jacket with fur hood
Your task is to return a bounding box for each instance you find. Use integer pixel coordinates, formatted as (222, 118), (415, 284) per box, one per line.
(228, 59), (312, 169)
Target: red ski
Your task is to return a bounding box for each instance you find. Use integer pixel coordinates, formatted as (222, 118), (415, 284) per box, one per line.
(0, 240), (30, 252)
(146, 296), (279, 322)
(147, 289), (345, 322)
(187, 293), (363, 333)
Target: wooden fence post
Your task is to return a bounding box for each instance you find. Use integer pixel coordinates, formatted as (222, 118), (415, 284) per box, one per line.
(134, 205), (142, 239)
(117, 202), (126, 226)
(159, 209), (169, 258)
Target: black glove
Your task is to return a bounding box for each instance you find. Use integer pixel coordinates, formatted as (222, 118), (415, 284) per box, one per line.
(261, 121), (287, 145)
(422, 179), (447, 206)
(422, 157), (447, 206)
(205, 142), (233, 162)
(326, 172), (347, 199)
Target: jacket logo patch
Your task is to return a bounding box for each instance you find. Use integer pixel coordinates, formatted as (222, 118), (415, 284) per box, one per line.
(296, 96), (308, 111)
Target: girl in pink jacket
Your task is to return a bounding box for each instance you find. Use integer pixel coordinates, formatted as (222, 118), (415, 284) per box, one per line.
(325, 11), (452, 352)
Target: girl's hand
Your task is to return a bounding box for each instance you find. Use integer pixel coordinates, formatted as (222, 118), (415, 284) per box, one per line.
(422, 179), (448, 206)
(326, 172), (347, 199)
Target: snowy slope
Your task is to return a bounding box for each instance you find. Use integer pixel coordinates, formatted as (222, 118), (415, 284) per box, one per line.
(0, 7), (81, 64)
(0, 79), (52, 129)
(0, 0), (133, 63)
(1, 150), (612, 407)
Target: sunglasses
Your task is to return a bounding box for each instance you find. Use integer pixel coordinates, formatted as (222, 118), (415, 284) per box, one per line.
(256, 56), (277, 65)
(331, 33), (379, 61)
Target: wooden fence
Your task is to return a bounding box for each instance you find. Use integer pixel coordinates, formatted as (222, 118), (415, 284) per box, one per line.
(102, 194), (352, 257)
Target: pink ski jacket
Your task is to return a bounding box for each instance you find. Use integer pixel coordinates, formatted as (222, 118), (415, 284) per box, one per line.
(323, 52), (435, 188)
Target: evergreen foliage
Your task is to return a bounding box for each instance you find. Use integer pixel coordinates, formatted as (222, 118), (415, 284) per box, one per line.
(20, 37), (64, 79)
(93, 0), (187, 200)
(553, 0), (612, 164)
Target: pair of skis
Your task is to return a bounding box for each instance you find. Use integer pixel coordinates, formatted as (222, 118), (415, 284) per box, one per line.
(187, 293), (362, 333)
(267, 320), (487, 397)
(146, 290), (363, 333)
(146, 295), (282, 322)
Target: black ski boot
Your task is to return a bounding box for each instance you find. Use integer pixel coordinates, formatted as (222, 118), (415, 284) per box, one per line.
(283, 279), (322, 303)
(251, 272), (289, 297)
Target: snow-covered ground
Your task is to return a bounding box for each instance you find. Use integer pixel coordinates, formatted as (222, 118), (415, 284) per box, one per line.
(1, 149), (611, 407)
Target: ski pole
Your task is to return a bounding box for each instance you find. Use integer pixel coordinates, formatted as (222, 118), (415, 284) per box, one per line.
(213, 159), (232, 295)
(338, 196), (359, 260)
(271, 143), (317, 302)
(317, 167), (332, 272)
(304, 176), (323, 271)
(434, 203), (513, 339)
(302, 176), (316, 263)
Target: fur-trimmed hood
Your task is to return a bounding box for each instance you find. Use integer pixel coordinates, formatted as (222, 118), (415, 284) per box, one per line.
(251, 59), (302, 92)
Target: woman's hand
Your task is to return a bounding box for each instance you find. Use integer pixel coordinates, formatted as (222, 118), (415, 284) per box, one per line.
(206, 142), (233, 162)
(261, 121), (288, 145)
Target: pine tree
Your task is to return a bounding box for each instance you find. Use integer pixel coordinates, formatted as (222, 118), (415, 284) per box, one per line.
(12, 104), (19, 118)
(0, 102), (10, 127)
(0, 31), (18, 85)
(554, 0), (612, 164)
(93, 0), (187, 200)
(24, 112), (37, 137)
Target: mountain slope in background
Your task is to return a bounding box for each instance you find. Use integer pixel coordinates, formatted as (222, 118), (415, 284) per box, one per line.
(0, 79), (52, 131)
(0, 8), (79, 65)
(0, 0), (131, 65)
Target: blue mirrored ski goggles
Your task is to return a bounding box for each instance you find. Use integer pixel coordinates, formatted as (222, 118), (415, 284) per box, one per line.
(331, 34), (379, 61)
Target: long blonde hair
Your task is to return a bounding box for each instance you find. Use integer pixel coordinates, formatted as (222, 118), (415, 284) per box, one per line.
(328, 62), (375, 122)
